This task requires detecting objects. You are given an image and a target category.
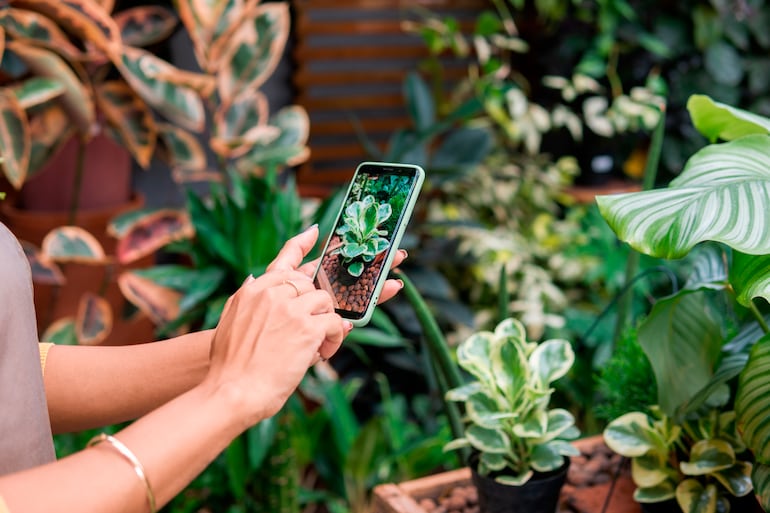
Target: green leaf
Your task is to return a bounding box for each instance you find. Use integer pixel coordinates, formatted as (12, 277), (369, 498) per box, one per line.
(0, 88), (29, 188)
(704, 41), (744, 87)
(688, 94), (770, 143)
(246, 417), (279, 469)
(457, 331), (495, 385)
(347, 261), (364, 277)
(404, 72), (435, 133)
(529, 338), (574, 387)
(466, 390), (510, 429)
(596, 135), (770, 259)
(634, 479), (677, 503)
(731, 251), (770, 307)
(13, 77), (64, 109)
(632, 452), (670, 488)
(638, 290), (724, 418)
(752, 461), (770, 511)
(735, 335), (770, 465)
(530, 443), (565, 472)
(713, 461), (753, 497)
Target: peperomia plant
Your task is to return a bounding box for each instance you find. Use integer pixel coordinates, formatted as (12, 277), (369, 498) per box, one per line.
(443, 317), (580, 486)
(604, 406), (753, 512)
(596, 94), (770, 510)
(332, 195), (392, 277)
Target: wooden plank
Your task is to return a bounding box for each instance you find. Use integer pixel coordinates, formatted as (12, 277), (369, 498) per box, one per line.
(308, 116), (411, 135)
(294, 0), (488, 10)
(298, 93), (405, 110)
(294, 44), (430, 60)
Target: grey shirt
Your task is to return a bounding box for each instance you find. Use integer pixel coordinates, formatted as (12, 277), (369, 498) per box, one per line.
(0, 222), (56, 474)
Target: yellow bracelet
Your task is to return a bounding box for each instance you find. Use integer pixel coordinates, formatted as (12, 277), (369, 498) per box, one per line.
(87, 433), (157, 513)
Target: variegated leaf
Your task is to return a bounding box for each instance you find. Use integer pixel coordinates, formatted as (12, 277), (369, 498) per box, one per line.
(753, 462), (770, 511)
(118, 270), (182, 326)
(603, 412), (655, 457)
(95, 80), (156, 168)
(688, 94), (770, 143)
(513, 409), (547, 438)
(156, 122), (208, 180)
(491, 325), (528, 406)
(114, 5), (177, 48)
(115, 208), (194, 264)
(736, 335), (770, 465)
(466, 389), (510, 429)
(537, 408), (577, 442)
(495, 469), (533, 486)
(211, 89), (273, 157)
(235, 106), (311, 173)
(679, 439), (736, 476)
(175, 0), (236, 69)
(631, 452), (670, 488)
(0, 88), (30, 188)
(13, 0), (122, 58)
(479, 452), (507, 472)
(41, 226), (106, 263)
(118, 47), (205, 133)
(41, 317), (78, 345)
(76, 293), (112, 345)
(530, 442), (567, 472)
(6, 8), (86, 62)
(27, 103), (72, 177)
(713, 461), (753, 497)
(21, 240), (64, 285)
(215, 3), (289, 102)
(466, 424), (510, 454)
(676, 480), (718, 513)
(634, 480), (677, 503)
(7, 41), (95, 136)
(12, 77), (64, 109)
(597, 134), (770, 259)
(457, 331), (495, 385)
(529, 338), (574, 387)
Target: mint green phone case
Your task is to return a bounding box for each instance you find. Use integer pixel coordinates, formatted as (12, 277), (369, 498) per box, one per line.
(313, 161), (425, 327)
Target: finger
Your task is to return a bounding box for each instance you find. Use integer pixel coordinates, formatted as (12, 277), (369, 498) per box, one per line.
(317, 319), (352, 360)
(297, 257), (320, 278)
(376, 278), (405, 304)
(294, 289), (335, 314)
(279, 277), (316, 299)
(267, 225), (319, 272)
(390, 249), (407, 270)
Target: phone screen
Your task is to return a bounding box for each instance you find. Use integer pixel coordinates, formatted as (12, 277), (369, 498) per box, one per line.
(314, 162), (423, 324)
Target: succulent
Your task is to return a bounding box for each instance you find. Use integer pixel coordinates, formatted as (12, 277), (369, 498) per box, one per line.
(332, 194), (392, 277)
(444, 317), (580, 486)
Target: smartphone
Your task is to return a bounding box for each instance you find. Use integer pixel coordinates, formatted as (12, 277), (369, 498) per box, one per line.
(313, 161), (425, 326)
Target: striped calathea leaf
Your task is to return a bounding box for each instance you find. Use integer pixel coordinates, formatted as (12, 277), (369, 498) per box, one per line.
(445, 317), (579, 485)
(598, 94), (770, 510)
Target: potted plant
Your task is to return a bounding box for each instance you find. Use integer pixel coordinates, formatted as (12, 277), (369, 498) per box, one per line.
(442, 316), (580, 513)
(595, 93), (770, 511)
(330, 194), (392, 280)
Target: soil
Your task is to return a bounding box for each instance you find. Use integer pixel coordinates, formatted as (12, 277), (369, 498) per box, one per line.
(320, 235), (385, 313)
(412, 437), (638, 513)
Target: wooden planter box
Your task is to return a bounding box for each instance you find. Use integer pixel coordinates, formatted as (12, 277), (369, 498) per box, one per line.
(372, 436), (640, 513)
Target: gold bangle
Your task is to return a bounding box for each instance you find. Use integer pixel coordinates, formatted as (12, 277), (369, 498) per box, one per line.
(88, 433), (157, 513)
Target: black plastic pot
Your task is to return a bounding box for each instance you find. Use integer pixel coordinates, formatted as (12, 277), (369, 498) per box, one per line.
(469, 455), (570, 513)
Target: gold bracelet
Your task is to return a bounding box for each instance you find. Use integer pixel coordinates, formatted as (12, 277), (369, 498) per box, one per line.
(87, 433), (157, 513)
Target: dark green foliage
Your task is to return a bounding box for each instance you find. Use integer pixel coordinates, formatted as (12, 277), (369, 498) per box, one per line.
(595, 327), (658, 424)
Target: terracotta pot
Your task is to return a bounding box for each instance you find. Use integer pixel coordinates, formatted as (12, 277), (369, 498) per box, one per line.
(0, 194), (156, 346)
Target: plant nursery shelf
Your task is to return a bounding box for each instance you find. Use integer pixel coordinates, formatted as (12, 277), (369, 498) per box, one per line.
(372, 436), (640, 513)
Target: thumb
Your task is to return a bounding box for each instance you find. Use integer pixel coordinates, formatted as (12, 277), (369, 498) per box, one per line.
(267, 224), (319, 272)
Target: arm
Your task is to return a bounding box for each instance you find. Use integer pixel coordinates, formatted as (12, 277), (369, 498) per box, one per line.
(43, 330), (213, 434)
(1, 266), (348, 513)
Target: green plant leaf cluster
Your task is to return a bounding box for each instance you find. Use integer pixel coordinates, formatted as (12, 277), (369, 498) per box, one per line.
(597, 94), (770, 509)
(333, 195), (392, 277)
(445, 318), (580, 485)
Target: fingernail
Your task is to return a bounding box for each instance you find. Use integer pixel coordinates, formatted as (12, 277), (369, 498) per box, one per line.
(242, 274), (254, 286)
(396, 279), (404, 290)
(302, 223), (319, 233)
(399, 249), (408, 259)
(343, 321), (354, 332)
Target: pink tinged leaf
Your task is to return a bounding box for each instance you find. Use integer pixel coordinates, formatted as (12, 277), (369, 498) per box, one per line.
(156, 122), (208, 177)
(27, 104), (74, 178)
(20, 241), (65, 285)
(95, 80), (157, 168)
(211, 89), (278, 158)
(117, 47), (205, 133)
(215, 3), (289, 102)
(41, 226), (107, 263)
(41, 317), (78, 345)
(0, 89), (31, 189)
(115, 209), (194, 264)
(76, 293), (112, 345)
(118, 271), (181, 326)
(6, 8), (89, 62)
(12, 77), (66, 110)
(176, 0), (238, 69)
(13, 0), (122, 58)
(114, 5), (178, 48)
(6, 41), (96, 137)
(0, 25), (5, 63)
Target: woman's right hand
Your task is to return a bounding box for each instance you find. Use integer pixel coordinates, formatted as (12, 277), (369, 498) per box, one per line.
(202, 270), (347, 427)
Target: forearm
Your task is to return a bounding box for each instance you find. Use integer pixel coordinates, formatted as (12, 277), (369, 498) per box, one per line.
(44, 330), (213, 433)
(0, 381), (252, 513)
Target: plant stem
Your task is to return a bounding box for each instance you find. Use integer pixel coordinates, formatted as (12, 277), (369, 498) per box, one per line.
(69, 138), (87, 225)
(612, 105), (666, 345)
(749, 300), (770, 334)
